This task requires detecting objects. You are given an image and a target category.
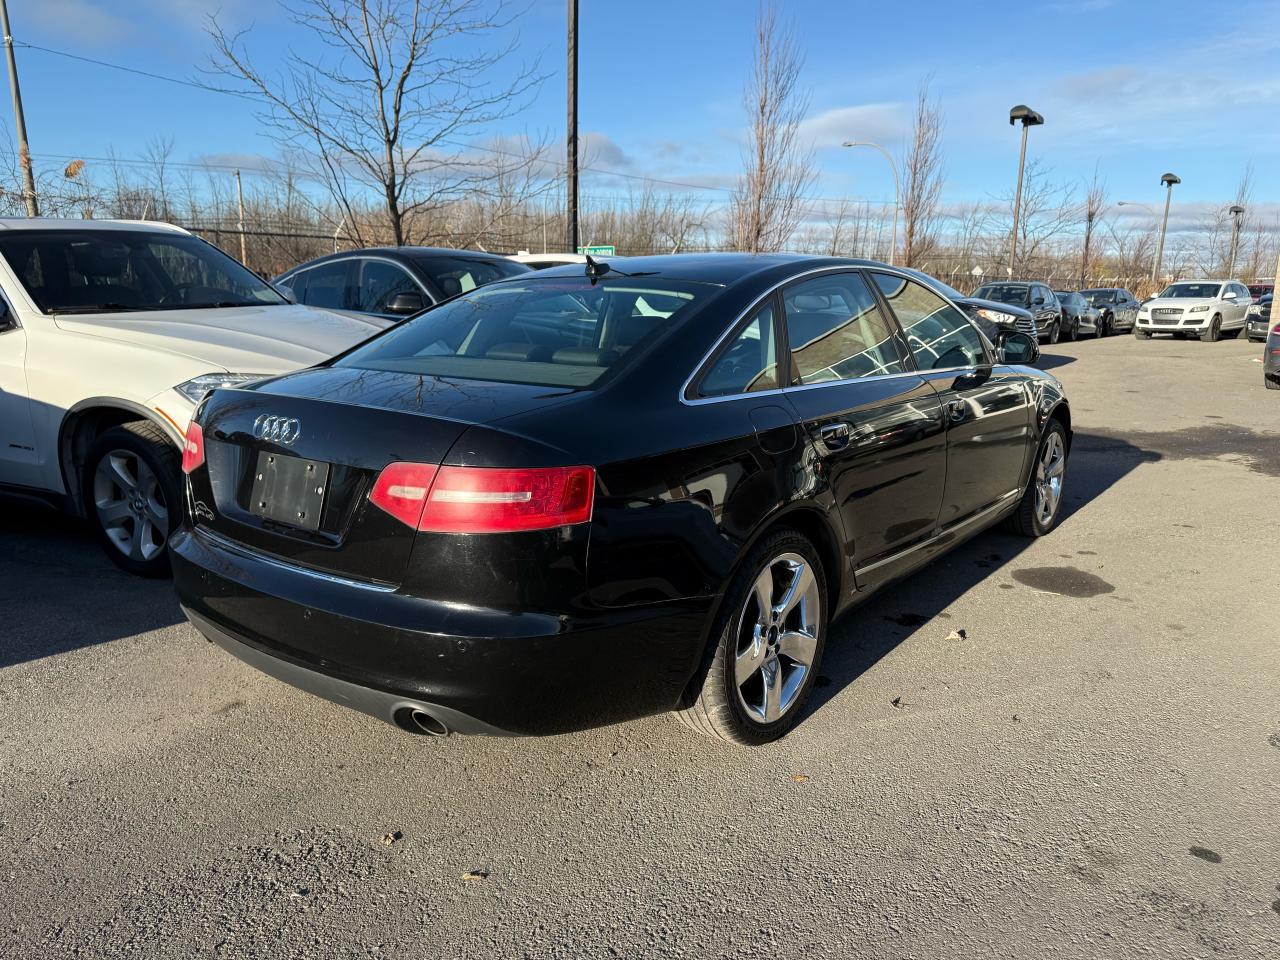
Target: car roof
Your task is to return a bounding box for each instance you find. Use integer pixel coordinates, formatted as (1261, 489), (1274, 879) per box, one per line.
(0, 217), (191, 235)
(528, 252), (893, 285)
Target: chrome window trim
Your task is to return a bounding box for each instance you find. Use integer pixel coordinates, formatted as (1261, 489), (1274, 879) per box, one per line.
(678, 264), (994, 407)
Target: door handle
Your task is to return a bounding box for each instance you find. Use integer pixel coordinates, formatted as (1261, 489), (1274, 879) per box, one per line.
(948, 398), (967, 422)
(817, 422), (851, 453)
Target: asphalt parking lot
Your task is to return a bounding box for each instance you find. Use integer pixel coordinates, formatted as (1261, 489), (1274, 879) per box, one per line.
(2, 333), (1278, 959)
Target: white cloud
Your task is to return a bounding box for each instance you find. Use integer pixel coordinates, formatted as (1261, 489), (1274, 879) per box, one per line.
(24, 0), (130, 46)
(798, 102), (907, 150)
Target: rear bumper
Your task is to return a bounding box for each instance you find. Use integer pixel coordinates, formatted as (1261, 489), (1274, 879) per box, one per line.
(171, 527), (715, 736)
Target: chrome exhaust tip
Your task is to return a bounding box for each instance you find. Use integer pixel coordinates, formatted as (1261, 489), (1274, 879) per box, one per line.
(393, 706), (450, 737)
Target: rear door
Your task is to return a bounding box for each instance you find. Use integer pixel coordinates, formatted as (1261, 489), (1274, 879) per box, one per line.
(872, 272), (1032, 531)
(776, 271), (947, 576)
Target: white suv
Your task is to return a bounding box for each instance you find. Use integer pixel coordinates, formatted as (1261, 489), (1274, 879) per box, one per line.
(0, 219), (395, 575)
(1134, 279), (1251, 342)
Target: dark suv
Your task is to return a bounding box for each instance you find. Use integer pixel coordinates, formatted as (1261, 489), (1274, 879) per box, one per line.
(971, 282), (1063, 343)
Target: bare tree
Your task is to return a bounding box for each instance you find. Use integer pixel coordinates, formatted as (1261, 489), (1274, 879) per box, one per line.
(209, 0), (543, 246)
(728, 3), (815, 253)
(1079, 167), (1106, 286)
(901, 80), (944, 268)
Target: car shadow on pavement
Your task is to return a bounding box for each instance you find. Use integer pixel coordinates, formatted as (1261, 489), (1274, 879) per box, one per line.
(805, 430), (1161, 719)
(1036, 351), (1078, 371)
(0, 495), (185, 669)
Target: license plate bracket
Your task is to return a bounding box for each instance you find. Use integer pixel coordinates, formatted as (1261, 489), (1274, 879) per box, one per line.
(248, 451), (329, 531)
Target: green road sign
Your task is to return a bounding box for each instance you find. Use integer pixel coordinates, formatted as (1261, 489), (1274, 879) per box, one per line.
(577, 245), (615, 256)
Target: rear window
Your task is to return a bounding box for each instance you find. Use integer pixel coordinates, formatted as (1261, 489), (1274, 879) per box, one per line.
(334, 276), (716, 387)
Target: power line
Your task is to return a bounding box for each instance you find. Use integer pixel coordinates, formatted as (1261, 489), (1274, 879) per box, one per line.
(13, 41), (256, 100)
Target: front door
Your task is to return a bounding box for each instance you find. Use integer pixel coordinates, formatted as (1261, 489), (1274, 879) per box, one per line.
(0, 302), (39, 488)
(872, 273), (1033, 530)
(776, 271), (947, 577)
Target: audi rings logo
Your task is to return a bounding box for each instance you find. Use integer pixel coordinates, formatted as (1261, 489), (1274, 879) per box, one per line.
(253, 415), (302, 445)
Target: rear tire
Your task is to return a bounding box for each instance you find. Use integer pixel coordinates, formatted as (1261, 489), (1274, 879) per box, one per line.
(83, 421), (181, 577)
(1266, 376), (1280, 391)
(676, 529), (827, 745)
(1004, 420), (1068, 538)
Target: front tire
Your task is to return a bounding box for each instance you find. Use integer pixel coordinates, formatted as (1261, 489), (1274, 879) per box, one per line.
(677, 529), (827, 745)
(1204, 316), (1221, 342)
(83, 422), (181, 577)
(1004, 420), (1068, 538)
(1043, 320), (1060, 345)
(1063, 317), (1077, 342)
(1134, 327), (1150, 339)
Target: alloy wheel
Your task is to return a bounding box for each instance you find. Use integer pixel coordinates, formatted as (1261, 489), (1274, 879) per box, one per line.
(93, 450), (169, 562)
(733, 553), (821, 724)
(1034, 432), (1066, 527)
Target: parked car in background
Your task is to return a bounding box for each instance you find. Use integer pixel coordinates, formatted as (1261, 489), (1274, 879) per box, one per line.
(275, 248), (530, 322)
(1245, 294), (1272, 342)
(1052, 290), (1100, 340)
(1247, 282), (1273, 302)
(172, 254), (1064, 745)
(509, 252), (588, 270)
(971, 281), (1063, 344)
(0, 219), (396, 575)
(1134, 280), (1251, 342)
(1079, 287), (1139, 336)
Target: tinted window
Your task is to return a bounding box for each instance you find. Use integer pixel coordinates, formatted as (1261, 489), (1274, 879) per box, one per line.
(972, 283), (1031, 305)
(298, 260), (352, 310)
(337, 277), (711, 388)
(1159, 282), (1222, 299)
(357, 260), (422, 314)
(413, 256), (529, 299)
(0, 230), (285, 313)
(699, 300), (779, 398)
(873, 273), (987, 371)
(783, 273), (904, 383)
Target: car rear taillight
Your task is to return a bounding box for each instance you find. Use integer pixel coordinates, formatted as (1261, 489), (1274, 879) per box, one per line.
(369, 462), (440, 528)
(369, 463), (595, 533)
(182, 421), (205, 474)
(1273, 322), (1280, 335)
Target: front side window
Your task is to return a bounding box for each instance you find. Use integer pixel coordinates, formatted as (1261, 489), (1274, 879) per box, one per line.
(337, 276), (714, 388)
(297, 260), (352, 310)
(357, 260), (422, 314)
(698, 301), (779, 398)
(873, 273), (987, 371)
(0, 230), (286, 314)
(413, 256), (529, 300)
(783, 273), (905, 383)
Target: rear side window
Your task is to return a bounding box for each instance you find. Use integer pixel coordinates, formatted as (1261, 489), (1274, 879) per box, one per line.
(413, 256), (529, 299)
(873, 273), (988, 371)
(698, 300), (779, 398)
(298, 260), (352, 310)
(783, 273), (905, 383)
(336, 277), (714, 388)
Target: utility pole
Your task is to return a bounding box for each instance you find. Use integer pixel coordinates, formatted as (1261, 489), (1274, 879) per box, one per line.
(0, 0), (38, 217)
(1007, 105), (1044, 277)
(234, 170), (247, 265)
(565, 0), (579, 254)
(1152, 172), (1180, 285)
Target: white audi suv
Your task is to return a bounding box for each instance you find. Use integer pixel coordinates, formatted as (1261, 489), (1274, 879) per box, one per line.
(1134, 279), (1251, 342)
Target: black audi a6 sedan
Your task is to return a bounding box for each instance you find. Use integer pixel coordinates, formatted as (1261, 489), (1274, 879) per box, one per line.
(172, 254), (1070, 744)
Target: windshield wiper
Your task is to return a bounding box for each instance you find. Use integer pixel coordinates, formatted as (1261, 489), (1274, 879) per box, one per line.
(170, 301), (259, 309)
(53, 304), (146, 314)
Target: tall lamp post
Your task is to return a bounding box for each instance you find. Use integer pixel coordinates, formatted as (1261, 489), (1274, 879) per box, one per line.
(1007, 104), (1044, 276)
(841, 140), (899, 266)
(1152, 172), (1180, 285)
(1226, 204), (1245, 277)
(565, 0), (579, 254)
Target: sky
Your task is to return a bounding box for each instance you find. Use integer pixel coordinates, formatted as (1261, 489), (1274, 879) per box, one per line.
(7, 0), (1280, 234)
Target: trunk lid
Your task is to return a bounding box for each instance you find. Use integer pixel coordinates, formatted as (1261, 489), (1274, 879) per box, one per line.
(188, 368), (576, 585)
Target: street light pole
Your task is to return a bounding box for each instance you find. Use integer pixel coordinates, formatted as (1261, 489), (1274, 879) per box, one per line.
(1226, 204), (1245, 277)
(0, 0), (38, 217)
(565, 0), (579, 254)
(1007, 105), (1044, 277)
(841, 140), (899, 265)
(1152, 172), (1181, 285)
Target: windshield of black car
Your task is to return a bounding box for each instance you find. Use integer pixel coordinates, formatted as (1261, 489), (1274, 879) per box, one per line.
(335, 276), (715, 387)
(1082, 290), (1116, 304)
(1159, 283), (1222, 299)
(0, 231), (286, 314)
(973, 284), (1030, 305)
(411, 256), (530, 299)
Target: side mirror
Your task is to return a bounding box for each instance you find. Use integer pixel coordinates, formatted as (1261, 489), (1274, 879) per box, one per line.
(0, 298), (15, 332)
(387, 291), (426, 316)
(1222, 291), (1237, 300)
(1033, 296), (1045, 305)
(275, 283), (298, 304)
(998, 331), (1038, 365)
